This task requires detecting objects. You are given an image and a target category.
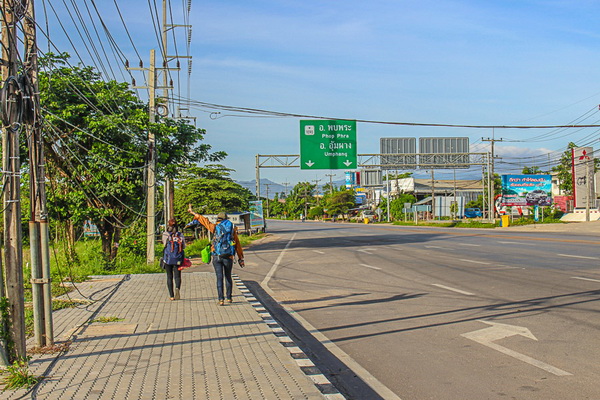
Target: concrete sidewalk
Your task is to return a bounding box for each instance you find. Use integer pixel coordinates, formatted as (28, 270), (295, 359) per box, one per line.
(2, 271), (341, 399)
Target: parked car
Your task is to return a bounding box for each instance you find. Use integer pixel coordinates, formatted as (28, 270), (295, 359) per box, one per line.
(525, 190), (552, 206)
(361, 210), (376, 222)
(464, 208), (482, 218)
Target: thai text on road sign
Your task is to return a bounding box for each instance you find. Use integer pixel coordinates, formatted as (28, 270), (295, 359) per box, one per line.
(300, 120), (357, 170)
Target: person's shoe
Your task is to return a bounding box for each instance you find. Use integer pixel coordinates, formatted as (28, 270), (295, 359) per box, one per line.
(227, 298), (233, 304)
(169, 297), (175, 301)
(218, 300), (225, 306)
(174, 288), (180, 300)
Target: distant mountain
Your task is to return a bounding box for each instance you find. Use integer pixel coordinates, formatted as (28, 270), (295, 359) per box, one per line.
(236, 179), (287, 198)
(236, 179), (347, 198)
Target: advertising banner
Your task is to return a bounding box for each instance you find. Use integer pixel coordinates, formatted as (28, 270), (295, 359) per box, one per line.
(501, 175), (553, 206)
(572, 147), (595, 208)
(345, 171), (355, 188)
(249, 200), (265, 229)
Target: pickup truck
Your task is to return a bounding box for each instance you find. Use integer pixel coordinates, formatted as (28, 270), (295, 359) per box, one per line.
(464, 208), (482, 218)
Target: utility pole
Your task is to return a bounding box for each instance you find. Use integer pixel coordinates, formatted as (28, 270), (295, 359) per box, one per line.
(430, 170), (435, 220)
(128, 50), (157, 263)
(325, 174), (335, 195)
(304, 185), (308, 219)
(1, 0), (26, 360)
(482, 133), (503, 218)
(255, 155), (261, 199)
(264, 183), (272, 218)
(586, 157), (593, 222)
(313, 179), (321, 205)
(24, 0), (53, 348)
(386, 170), (390, 222)
(282, 181), (290, 197)
(160, 0), (191, 222)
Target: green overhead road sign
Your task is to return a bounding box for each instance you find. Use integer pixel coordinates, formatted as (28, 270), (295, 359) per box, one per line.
(300, 120), (357, 170)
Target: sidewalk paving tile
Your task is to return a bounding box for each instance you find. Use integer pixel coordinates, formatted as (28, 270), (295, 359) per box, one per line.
(1, 273), (326, 399)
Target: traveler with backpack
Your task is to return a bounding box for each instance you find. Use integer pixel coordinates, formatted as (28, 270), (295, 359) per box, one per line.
(188, 205), (245, 306)
(162, 219), (186, 301)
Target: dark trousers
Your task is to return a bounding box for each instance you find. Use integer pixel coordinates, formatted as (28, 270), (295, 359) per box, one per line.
(165, 264), (181, 298)
(213, 257), (233, 301)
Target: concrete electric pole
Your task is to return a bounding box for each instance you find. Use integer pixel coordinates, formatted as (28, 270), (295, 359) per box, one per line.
(24, 0), (53, 348)
(160, 0), (191, 222)
(128, 50), (158, 263)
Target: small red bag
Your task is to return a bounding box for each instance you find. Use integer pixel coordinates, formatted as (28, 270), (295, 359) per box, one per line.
(178, 258), (192, 271)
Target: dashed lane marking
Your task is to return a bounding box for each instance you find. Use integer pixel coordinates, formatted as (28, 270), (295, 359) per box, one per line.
(572, 276), (600, 283)
(558, 254), (599, 260)
(498, 241), (534, 245)
(457, 243), (481, 247)
(432, 284), (475, 296)
(424, 245), (448, 249)
(313, 250), (325, 254)
(460, 259), (491, 265)
(356, 249), (373, 254)
(359, 263), (382, 270)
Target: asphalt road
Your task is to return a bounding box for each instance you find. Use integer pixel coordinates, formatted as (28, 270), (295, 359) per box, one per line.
(237, 220), (600, 400)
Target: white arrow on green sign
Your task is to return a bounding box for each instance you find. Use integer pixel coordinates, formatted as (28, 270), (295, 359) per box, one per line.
(300, 120), (357, 170)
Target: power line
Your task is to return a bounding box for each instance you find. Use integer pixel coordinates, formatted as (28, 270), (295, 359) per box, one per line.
(171, 96), (600, 129)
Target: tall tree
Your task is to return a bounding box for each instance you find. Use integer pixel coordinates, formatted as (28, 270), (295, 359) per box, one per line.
(551, 142), (577, 195)
(174, 165), (252, 223)
(39, 53), (222, 261)
(326, 189), (355, 217)
(522, 166), (544, 174)
(285, 182), (315, 217)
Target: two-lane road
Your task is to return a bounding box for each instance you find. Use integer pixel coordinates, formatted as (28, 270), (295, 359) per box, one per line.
(238, 221), (600, 399)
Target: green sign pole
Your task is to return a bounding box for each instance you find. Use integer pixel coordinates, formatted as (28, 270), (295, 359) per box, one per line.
(300, 120), (357, 170)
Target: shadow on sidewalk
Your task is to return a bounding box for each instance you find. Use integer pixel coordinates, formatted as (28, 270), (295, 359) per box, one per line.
(243, 280), (387, 400)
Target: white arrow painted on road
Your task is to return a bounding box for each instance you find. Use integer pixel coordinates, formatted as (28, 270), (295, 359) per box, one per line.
(343, 160), (353, 166)
(461, 320), (572, 376)
(305, 160), (315, 167)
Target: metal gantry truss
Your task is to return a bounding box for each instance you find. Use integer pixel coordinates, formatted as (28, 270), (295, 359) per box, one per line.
(255, 152), (495, 222)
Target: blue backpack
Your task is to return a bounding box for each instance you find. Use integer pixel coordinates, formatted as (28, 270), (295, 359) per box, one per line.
(163, 232), (184, 265)
(213, 219), (235, 258)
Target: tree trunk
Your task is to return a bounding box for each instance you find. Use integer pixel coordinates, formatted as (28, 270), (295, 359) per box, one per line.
(97, 220), (122, 262)
(98, 221), (114, 261)
(110, 227), (121, 261)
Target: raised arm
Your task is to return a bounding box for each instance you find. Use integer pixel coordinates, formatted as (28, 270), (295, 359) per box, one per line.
(188, 204), (216, 233)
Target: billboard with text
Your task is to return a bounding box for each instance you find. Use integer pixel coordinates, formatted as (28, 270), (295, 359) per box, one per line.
(501, 175), (553, 206)
(249, 200), (265, 229)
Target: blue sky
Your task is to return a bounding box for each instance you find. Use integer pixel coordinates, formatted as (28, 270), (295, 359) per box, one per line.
(40, 0), (600, 185)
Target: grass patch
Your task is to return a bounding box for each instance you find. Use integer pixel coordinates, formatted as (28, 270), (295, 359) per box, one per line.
(91, 316), (124, 323)
(184, 238), (210, 258)
(1, 358), (39, 391)
(240, 232), (267, 247)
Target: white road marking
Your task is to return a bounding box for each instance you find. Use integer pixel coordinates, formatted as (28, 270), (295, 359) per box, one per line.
(431, 284), (474, 296)
(572, 276), (600, 283)
(460, 259), (491, 265)
(558, 254), (599, 260)
(359, 263), (381, 270)
(357, 249), (373, 254)
(312, 250), (325, 254)
(498, 241), (535, 246)
(261, 233), (296, 287)
(425, 245), (448, 249)
(462, 320), (572, 376)
(487, 266), (520, 270)
(458, 243), (481, 247)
